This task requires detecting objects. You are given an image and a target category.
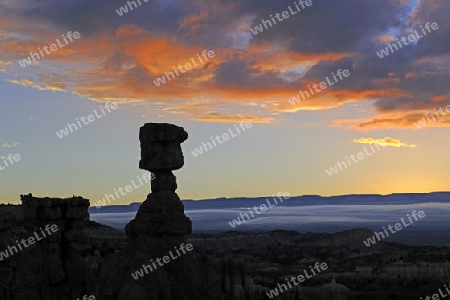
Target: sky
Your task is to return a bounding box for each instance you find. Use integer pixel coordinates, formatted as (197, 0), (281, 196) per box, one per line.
(0, 0), (449, 205)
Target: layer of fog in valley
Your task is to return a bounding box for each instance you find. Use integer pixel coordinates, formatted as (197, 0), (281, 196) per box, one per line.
(91, 201), (450, 246)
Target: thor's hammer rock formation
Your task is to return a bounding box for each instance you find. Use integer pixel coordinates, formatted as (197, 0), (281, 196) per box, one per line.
(97, 123), (224, 300)
(125, 123), (191, 239)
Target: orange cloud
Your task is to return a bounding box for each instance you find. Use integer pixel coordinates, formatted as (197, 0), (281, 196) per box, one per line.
(7, 78), (48, 91)
(246, 41), (354, 72)
(334, 108), (450, 131)
(195, 113), (274, 123)
(353, 137), (416, 148)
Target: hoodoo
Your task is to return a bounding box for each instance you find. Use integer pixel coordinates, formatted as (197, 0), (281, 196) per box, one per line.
(97, 123), (224, 300)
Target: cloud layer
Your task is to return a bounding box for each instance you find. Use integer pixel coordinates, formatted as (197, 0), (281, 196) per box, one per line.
(1, 0), (449, 127)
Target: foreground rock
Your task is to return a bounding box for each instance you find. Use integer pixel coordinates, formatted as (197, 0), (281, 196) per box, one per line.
(0, 195), (94, 299)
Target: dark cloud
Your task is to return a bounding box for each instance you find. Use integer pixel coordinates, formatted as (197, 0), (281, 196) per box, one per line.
(16, 0), (184, 37)
(237, 0), (406, 53)
(214, 59), (284, 87)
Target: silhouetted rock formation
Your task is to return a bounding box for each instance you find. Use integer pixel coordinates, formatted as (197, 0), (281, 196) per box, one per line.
(0, 194), (94, 300)
(126, 123), (191, 239)
(97, 123), (225, 300)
